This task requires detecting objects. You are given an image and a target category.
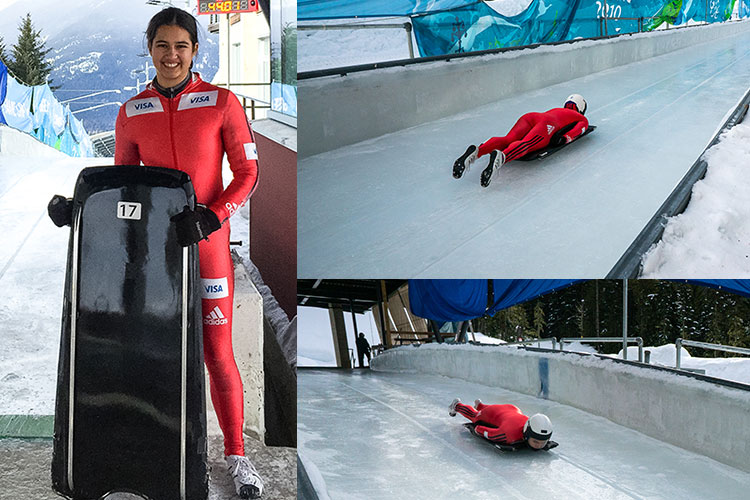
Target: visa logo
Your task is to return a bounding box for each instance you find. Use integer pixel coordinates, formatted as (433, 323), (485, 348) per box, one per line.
(125, 98), (163, 117)
(178, 91), (218, 111)
(201, 277), (229, 299)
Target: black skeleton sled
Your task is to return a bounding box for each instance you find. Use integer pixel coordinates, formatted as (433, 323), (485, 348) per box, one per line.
(51, 165), (208, 500)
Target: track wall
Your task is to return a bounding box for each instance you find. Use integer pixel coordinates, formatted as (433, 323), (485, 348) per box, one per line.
(300, 20), (750, 157)
(371, 344), (750, 473)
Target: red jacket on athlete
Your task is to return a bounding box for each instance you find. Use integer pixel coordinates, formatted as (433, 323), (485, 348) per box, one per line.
(115, 72), (257, 458)
(477, 107), (589, 161)
(454, 402), (528, 444)
(115, 73), (258, 221)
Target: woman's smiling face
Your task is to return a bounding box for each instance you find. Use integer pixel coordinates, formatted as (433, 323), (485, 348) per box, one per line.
(149, 24), (198, 88)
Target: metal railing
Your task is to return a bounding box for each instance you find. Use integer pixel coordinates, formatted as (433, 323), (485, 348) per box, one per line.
(214, 82), (271, 120)
(675, 339), (750, 369)
(560, 337), (644, 362)
(503, 337), (558, 350)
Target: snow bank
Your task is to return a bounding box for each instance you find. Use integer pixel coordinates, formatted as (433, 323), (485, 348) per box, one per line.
(640, 122), (750, 277)
(371, 343), (750, 473)
(0, 125), (68, 158)
(300, 20), (750, 157)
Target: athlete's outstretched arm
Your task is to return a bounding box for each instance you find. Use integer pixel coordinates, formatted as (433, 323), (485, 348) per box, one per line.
(562, 117), (590, 143)
(474, 425), (509, 444)
(210, 92), (259, 223)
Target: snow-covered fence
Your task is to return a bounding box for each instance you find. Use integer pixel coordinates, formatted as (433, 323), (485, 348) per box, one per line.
(300, 19), (750, 157)
(370, 343), (750, 473)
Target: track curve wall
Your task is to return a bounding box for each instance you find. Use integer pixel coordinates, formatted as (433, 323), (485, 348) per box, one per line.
(371, 344), (750, 473)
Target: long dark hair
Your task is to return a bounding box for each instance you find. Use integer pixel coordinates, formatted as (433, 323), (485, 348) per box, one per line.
(146, 7), (199, 49)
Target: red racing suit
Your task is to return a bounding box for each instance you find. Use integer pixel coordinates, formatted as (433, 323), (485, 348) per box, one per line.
(115, 73), (258, 456)
(455, 402), (529, 445)
(477, 107), (589, 162)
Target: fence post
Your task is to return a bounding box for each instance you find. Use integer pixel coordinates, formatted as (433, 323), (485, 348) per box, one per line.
(405, 22), (415, 59)
(675, 338), (682, 369)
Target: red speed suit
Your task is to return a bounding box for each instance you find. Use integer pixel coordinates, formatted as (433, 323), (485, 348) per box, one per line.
(115, 73), (258, 456)
(477, 108), (589, 162)
(455, 403), (529, 444)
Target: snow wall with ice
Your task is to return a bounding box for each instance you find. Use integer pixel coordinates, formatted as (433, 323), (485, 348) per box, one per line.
(300, 20), (750, 157)
(370, 343), (750, 473)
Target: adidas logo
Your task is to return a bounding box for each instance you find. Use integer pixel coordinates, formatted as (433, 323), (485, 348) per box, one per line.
(204, 306), (228, 326)
(547, 125), (555, 135)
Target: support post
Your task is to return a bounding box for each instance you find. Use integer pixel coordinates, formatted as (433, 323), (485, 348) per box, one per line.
(329, 306), (351, 369)
(405, 22), (414, 59)
(380, 280), (392, 348)
(350, 299), (360, 367)
(622, 279), (628, 360)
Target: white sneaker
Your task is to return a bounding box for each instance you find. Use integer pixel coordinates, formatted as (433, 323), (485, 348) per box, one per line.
(449, 397), (461, 417)
(226, 455), (264, 499)
(474, 399), (483, 409)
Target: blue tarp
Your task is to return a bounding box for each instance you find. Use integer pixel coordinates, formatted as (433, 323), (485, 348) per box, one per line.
(1, 76), (34, 133)
(298, 0), (479, 20)
(409, 279), (579, 321)
(409, 279), (750, 321)
(742, 0), (750, 17)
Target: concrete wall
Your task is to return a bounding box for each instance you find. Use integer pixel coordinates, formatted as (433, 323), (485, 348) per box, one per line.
(250, 119), (296, 320)
(370, 344), (750, 473)
(232, 258), (265, 440)
(300, 20), (750, 157)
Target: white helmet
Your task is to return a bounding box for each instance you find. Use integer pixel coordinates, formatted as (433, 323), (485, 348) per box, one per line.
(564, 94), (587, 115)
(523, 413), (553, 441)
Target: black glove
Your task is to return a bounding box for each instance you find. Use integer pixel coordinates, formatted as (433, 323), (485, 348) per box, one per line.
(171, 205), (222, 247)
(48, 195), (73, 227)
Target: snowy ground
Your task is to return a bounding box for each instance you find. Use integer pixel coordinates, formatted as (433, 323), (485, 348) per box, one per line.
(299, 369), (750, 499)
(640, 121), (750, 277)
(299, 25), (750, 277)
(0, 126), (252, 415)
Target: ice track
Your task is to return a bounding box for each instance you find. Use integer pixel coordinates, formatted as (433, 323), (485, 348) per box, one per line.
(299, 27), (750, 277)
(298, 369), (750, 499)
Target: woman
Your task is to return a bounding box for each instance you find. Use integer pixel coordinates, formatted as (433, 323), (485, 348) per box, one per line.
(115, 8), (262, 499)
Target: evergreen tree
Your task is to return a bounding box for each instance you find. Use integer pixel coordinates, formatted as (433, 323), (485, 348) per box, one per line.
(7, 13), (54, 86)
(533, 301), (546, 336)
(0, 34), (9, 65)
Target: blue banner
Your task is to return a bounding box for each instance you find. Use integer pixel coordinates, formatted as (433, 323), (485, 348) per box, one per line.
(31, 84), (55, 129)
(0, 60), (7, 126)
(34, 111), (58, 148)
(741, 0), (750, 17)
(272, 81), (298, 117)
(0, 76), (34, 133)
(298, 0), (479, 20)
(410, 0), (738, 57)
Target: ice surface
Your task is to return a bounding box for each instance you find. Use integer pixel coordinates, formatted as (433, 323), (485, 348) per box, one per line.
(299, 27), (750, 277)
(0, 134), (106, 414)
(298, 369), (750, 499)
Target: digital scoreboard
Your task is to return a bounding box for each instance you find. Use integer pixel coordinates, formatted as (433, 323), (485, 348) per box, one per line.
(197, 1), (259, 15)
